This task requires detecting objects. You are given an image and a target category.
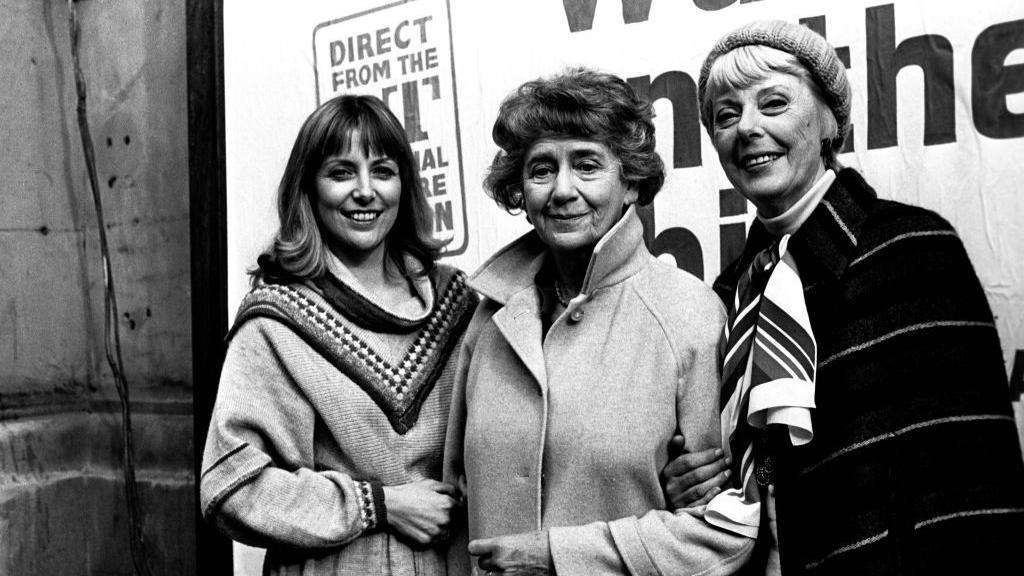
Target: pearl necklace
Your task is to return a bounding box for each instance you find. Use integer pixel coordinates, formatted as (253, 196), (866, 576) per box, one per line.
(554, 281), (571, 307)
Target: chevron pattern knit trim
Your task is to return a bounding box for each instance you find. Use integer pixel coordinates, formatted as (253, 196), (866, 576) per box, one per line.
(230, 271), (476, 434)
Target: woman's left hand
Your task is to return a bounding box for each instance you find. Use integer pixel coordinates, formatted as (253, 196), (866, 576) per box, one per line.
(662, 434), (731, 509)
(468, 530), (553, 575)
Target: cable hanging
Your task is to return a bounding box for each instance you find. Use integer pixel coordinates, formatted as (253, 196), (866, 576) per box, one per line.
(67, 1), (154, 574)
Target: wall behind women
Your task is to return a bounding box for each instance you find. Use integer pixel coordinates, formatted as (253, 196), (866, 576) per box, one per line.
(0, 0), (194, 573)
(226, 1), (1024, 570)
(225, 1), (1024, 570)
(226, 0), (1023, 413)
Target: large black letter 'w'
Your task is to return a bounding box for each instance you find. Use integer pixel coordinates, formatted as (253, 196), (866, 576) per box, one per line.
(561, 0), (653, 33)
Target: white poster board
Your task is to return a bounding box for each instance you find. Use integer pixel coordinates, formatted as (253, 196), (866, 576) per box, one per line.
(223, 0), (1024, 571)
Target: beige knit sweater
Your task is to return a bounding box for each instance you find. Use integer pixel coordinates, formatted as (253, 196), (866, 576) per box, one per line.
(200, 264), (474, 575)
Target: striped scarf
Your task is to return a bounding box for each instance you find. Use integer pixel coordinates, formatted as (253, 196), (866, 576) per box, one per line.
(706, 234), (817, 537)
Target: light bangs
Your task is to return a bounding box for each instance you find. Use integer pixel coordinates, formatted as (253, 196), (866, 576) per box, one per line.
(707, 45), (808, 99)
(703, 44), (837, 143)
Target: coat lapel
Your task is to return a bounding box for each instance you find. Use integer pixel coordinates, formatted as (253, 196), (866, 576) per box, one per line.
(468, 208), (652, 397)
(492, 286), (548, 392)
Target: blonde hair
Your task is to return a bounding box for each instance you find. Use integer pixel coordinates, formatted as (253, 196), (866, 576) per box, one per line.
(702, 45), (841, 169)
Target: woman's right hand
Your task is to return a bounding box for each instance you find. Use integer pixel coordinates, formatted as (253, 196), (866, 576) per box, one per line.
(383, 479), (459, 546)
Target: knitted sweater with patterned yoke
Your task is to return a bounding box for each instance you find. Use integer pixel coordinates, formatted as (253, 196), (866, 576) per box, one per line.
(200, 261), (476, 576)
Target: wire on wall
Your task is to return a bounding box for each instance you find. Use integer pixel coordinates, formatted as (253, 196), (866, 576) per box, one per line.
(67, 1), (155, 574)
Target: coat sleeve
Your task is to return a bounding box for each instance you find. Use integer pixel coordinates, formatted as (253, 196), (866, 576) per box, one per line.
(199, 318), (378, 550)
(548, 291), (756, 575)
(812, 213), (1024, 574)
(548, 508), (755, 576)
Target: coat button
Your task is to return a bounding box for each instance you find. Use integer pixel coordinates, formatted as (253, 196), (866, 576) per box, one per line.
(569, 309), (585, 323)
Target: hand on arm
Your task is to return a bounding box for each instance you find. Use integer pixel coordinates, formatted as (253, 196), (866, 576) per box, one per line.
(469, 531), (553, 575)
(662, 433), (732, 509)
(203, 321), (379, 549)
(383, 479), (460, 547)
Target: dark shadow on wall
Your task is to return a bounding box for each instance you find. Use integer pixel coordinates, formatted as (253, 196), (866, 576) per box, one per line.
(188, 0), (234, 574)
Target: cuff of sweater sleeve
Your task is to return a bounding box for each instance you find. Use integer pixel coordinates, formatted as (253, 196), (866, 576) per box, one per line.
(370, 481), (388, 530)
(353, 480), (386, 533)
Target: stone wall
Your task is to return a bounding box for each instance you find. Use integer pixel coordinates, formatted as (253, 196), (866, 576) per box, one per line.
(0, 0), (194, 573)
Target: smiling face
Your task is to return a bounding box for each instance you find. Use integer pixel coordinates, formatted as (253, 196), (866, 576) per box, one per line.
(710, 70), (829, 217)
(314, 131), (402, 266)
(521, 138), (638, 256)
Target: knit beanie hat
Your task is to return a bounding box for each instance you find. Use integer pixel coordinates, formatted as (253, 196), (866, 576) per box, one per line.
(698, 20), (851, 152)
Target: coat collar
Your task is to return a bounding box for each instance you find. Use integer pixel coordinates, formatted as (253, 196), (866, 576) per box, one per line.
(469, 206), (650, 391)
(790, 168), (874, 286)
(469, 205), (650, 304)
(716, 168), (876, 296)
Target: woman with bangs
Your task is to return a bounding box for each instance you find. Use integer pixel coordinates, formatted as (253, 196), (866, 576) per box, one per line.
(662, 19), (1024, 575)
(200, 94), (478, 575)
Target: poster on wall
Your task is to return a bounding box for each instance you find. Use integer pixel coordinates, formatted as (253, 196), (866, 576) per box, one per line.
(311, 0), (469, 254)
(223, 10), (1024, 570)
(225, 0), (1023, 386)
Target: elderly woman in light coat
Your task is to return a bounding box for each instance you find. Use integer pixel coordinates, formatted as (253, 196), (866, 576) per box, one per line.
(443, 68), (754, 576)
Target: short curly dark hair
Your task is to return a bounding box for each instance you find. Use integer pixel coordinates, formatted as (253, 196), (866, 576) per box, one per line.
(484, 67), (665, 212)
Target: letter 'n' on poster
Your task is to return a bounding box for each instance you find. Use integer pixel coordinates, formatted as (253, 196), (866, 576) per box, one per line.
(313, 0), (468, 255)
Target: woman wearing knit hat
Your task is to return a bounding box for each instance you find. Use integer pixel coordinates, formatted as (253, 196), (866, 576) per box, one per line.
(663, 18), (1024, 576)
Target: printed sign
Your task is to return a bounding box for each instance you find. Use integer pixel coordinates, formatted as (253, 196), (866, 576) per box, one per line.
(223, 1), (1024, 485)
(312, 0), (468, 254)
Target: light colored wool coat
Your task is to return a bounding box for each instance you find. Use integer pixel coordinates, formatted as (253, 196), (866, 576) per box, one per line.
(444, 208), (755, 575)
(201, 264), (474, 576)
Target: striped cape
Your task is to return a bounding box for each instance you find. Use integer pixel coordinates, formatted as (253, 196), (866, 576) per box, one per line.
(713, 168), (1024, 575)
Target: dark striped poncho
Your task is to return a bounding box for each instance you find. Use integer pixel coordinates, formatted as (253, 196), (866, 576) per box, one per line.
(714, 168), (1024, 575)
